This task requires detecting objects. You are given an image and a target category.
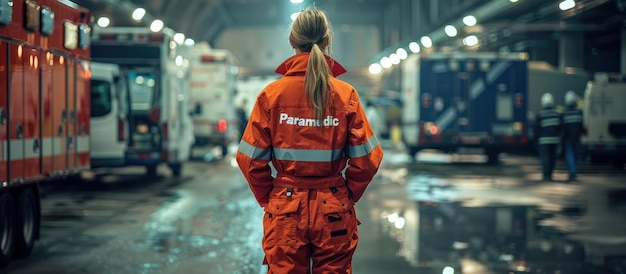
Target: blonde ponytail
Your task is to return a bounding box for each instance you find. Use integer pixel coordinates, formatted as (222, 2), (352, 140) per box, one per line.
(289, 8), (334, 123)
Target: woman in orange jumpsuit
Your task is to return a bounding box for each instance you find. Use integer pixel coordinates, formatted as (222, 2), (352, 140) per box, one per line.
(236, 8), (384, 274)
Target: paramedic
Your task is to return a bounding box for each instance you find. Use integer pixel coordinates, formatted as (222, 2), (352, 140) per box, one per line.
(236, 8), (383, 274)
(562, 91), (583, 182)
(535, 93), (562, 182)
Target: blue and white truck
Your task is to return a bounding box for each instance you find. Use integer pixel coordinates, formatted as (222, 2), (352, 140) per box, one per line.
(402, 52), (529, 163)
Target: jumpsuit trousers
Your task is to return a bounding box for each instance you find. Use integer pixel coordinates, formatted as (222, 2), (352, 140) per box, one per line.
(262, 174), (359, 274)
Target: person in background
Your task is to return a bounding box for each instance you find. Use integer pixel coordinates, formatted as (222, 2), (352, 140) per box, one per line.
(236, 99), (248, 142)
(562, 90), (583, 182)
(235, 8), (383, 273)
(535, 93), (562, 182)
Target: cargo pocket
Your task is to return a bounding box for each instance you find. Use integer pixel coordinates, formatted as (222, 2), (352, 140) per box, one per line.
(263, 198), (300, 246)
(320, 193), (356, 245)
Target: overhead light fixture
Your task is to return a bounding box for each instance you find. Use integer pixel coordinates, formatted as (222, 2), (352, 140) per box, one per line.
(409, 42), (421, 53)
(184, 38), (195, 46)
(510, 0), (519, 2)
(174, 33), (185, 45)
(290, 12), (300, 21)
(463, 15), (477, 26)
(290, 0), (304, 3)
(97, 17), (110, 28)
(463, 35), (479, 47)
(389, 53), (400, 65)
(396, 48), (408, 60)
(420, 36), (433, 48)
(131, 8), (146, 22)
(368, 63), (382, 75)
(444, 25), (457, 37)
(150, 19), (164, 32)
(559, 0), (575, 10)
(380, 57), (392, 68)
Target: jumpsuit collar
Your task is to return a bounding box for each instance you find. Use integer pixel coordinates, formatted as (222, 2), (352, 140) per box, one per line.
(274, 52), (347, 77)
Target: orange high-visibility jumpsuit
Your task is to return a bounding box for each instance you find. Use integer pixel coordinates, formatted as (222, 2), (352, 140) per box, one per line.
(236, 53), (383, 274)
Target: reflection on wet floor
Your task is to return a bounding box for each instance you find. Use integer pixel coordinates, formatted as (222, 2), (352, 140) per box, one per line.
(141, 189), (264, 274)
(370, 150), (626, 274)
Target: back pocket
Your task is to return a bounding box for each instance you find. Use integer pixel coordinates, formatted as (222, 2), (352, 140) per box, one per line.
(264, 198), (300, 246)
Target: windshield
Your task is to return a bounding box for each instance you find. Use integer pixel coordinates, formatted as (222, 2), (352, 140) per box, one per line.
(90, 79), (112, 117)
(127, 71), (157, 111)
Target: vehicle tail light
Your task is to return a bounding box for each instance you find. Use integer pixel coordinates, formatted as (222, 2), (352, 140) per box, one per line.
(217, 119), (227, 133)
(162, 123), (169, 141)
(149, 107), (161, 124)
(118, 118), (125, 142)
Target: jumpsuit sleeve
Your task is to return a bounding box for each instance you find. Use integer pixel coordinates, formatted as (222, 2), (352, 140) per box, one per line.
(236, 94), (274, 207)
(344, 91), (384, 202)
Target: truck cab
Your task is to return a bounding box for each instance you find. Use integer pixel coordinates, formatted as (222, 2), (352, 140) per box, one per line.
(582, 73), (626, 166)
(90, 62), (129, 168)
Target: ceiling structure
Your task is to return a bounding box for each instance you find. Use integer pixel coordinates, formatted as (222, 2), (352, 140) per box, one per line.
(73, 0), (624, 73)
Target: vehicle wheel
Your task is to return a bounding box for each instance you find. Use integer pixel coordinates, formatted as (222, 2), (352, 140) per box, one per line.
(0, 193), (16, 267)
(169, 163), (183, 177)
(486, 149), (500, 164)
(14, 188), (39, 258)
(146, 165), (158, 177)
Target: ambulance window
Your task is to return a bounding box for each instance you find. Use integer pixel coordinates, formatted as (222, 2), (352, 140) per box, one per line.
(91, 80), (112, 117)
(41, 7), (54, 35)
(24, 0), (39, 32)
(128, 72), (156, 111)
(0, 0), (13, 25)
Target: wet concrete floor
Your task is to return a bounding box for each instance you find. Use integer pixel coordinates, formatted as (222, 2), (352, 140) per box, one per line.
(2, 144), (626, 274)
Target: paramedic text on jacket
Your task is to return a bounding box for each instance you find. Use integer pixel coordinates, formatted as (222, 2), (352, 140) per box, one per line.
(235, 8), (383, 274)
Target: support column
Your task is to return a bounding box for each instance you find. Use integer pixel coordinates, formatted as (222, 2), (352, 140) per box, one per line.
(558, 32), (585, 71)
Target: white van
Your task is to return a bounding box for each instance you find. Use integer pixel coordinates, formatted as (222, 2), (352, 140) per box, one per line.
(90, 62), (129, 167)
(582, 73), (626, 165)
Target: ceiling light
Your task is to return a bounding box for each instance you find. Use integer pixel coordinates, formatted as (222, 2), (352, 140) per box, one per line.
(444, 25), (457, 37)
(420, 36), (433, 48)
(290, 0), (304, 3)
(463, 35), (479, 47)
(389, 53), (400, 65)
(510, 0), (519, 2)
(184, 38), (195, 46)
(150, 19), (164, 32)
(396, 48), (408, 60)
(380, 57), (392, 68)
(131, 8), (146, 22)
(409, 42), (421, 53)
(559, 0), (575, 10)
(97, 17), (110, 28)
(290, 12), (300, 21)
(174, 33), (185, 45)
(368, 63), (382, 75)
(463, 15), (477, 26)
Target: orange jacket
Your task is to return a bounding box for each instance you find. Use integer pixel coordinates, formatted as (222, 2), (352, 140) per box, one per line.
(236, 53), (384, 207)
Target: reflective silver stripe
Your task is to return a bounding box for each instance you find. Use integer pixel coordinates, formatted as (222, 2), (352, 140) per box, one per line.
(10, 140), (24, 159)
(541, 118), (560, 127)
(238, 141), (272, 160)
(347, 136), (380, 158)
(273, 147), (344, 162)
(564, 115), (582, 123)
(539, 136), (560, 144)
(76, 136), (90, 153)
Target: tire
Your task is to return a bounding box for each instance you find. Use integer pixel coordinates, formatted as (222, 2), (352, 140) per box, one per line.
(169, 163), (183, 177)
(486, 149), (500, 165)
(0, 193), (16, 268)
(146, 165), (158, 177)
(14, 188), (39, 258)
